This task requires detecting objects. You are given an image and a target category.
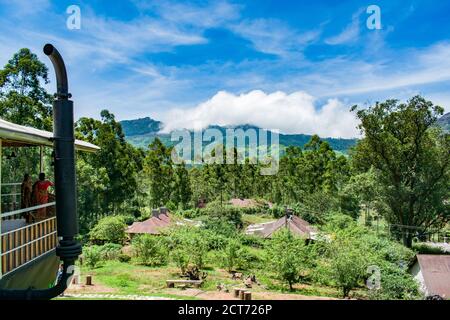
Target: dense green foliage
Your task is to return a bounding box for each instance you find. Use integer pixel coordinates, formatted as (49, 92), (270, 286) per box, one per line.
(0, 48), (53, 130)
(0, 49), (54, 184)
(89, 216), (127, 244)
(266, 230), (313, 290)
(351, 97), (450, 247)
(2, 48), (447, 300)
(76, 110), (144, 229)
(132, 234), (168, 266)
(83, 245), (103, 268)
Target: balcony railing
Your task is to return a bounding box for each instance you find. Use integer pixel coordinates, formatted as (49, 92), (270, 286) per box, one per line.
(0, 203), (57, 277)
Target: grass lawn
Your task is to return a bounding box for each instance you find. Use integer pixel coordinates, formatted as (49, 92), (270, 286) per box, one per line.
(242, 214), (274, 225)
(71, 260), (342, 300)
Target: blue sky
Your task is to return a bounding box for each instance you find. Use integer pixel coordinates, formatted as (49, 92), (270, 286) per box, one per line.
(1, 0), (450, 137)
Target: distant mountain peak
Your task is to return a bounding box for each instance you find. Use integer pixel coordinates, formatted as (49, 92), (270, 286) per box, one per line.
(120, 117), (162, 136)
(437, 112), (450, 132)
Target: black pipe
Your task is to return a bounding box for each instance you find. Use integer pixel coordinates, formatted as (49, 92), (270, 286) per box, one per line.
(0, 44), (80, 300)
(43, 44), (70, 99)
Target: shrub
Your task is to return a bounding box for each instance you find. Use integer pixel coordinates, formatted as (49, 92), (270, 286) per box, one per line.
(240, 234), (265, 248)
(179, 208), (202, 219)
(221, 239), (242, 272)
(413, 243), (448, 255)
(329, 241), (369, 298)
(231, 245), (259, 270)
(89, 216), (127, 244)
(99, 243), (122, 260)
(269, 205), (285, 219)
(165, 200), (178, 212)
(167, 227), (208, 272)
(368, 263), (421, 300)
(171, 248), (190, 275)
(83, 245), (103, 268)
(121, 215), (136, 226)
(218, 238), (260, 272)
(132, 234), (168, 266)
(326, 228), (371, 298)
(188, 233), (208, 269)
(266, 230), (312, 291)
(202, 217), (238, 238)
(203, 205), (243, 229)
(364, 234), (416, 265)
(118, 253), (132, 263)
(202, 230), (229, 250)
(323, 213), (357, 232)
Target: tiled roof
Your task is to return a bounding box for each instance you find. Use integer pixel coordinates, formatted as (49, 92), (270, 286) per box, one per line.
(126, 213), (171, 235)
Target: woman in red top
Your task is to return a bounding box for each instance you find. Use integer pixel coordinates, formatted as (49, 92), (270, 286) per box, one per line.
(33, 172), (54, 220)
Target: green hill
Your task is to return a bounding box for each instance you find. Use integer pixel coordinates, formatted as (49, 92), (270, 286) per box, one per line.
(120, 118), (358, 153)
(437, 112), (450, 132)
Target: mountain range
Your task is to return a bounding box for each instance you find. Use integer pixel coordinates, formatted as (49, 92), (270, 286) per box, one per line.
(437, 112), (450, 132)
(120, 117), (357, 153)
(121, 112), (450, 153)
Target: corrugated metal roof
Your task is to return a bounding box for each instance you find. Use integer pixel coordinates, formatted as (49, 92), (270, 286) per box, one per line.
(416, 254), (450, 298)
(0, 118), (100, 152)
(245, 215), (315, 239)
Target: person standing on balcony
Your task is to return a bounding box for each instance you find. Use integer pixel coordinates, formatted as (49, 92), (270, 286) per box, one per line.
(21, 173), (33, 222)
(33, 173), (54, 220)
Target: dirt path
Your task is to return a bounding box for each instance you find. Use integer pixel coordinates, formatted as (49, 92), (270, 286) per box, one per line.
(164, 288), (338, 300)
(60, 293), (174, 300)
(66, 281), (338, 300)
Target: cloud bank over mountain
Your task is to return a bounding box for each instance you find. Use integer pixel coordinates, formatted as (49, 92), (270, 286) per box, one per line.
(161, 90), (360, 138)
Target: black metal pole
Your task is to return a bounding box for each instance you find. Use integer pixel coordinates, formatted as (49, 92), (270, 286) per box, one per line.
(44, 44), (79, 239)
(44, 42), (81, 282)
(0, 44), (80, 300)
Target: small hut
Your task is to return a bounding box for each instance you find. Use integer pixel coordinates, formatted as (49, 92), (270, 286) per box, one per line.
(126, 207), (201, 237)
(126, 207), (171, 236)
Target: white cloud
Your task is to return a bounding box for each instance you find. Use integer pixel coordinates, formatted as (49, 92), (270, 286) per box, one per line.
(0, 0), (50, 17)
(325, 9), (362, 45)
(231, 19), (321, 56)
(146, 0), (241, 28)
(161, 90), (360, 138)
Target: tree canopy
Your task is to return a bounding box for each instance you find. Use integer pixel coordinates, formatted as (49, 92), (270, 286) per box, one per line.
(351, 96), (450, 247)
